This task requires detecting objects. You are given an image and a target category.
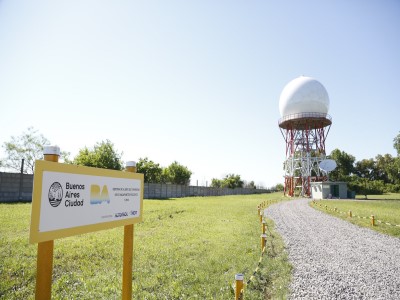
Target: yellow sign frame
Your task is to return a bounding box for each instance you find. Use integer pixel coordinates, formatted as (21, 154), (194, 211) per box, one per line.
(30, 160), (144, 244)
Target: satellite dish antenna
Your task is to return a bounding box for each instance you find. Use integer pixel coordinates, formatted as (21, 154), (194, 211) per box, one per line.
(319, 159), (337, 180)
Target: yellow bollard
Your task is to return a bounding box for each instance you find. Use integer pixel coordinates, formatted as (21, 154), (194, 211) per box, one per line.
(262, 220), (267, 234)
(259, 210), (263, 223)
(349, 210), (352, 218)
(35, 145), (60, 300)
(334, 207), (337, 212)
(257, 206), (260, 216)
(260, 233), (267, 252)
(235, 273), (244, 300)
(371, 215), (375, 226)
(122, 161), (136, 300)
(325, 205), (328, 210)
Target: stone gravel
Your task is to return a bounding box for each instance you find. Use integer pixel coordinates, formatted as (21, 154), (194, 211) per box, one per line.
(265, 199), (400, 299)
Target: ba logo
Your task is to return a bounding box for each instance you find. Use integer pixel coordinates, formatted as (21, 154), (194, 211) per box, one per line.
(48, 182), (63, 207)
(90, 184), (110, 205)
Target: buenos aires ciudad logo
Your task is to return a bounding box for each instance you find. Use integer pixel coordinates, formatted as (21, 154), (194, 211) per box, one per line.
(48, 182), (63, 207)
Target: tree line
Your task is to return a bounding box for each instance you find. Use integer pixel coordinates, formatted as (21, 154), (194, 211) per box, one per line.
(3, 127), (397, 193)
(0, 127), (254, 188)
(327, 132), (400, 195)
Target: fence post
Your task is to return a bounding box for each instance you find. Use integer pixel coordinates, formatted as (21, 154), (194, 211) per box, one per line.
(235, 273), (244, 300)
(349, 210), (352, 218)
(371, 215), (375, 226)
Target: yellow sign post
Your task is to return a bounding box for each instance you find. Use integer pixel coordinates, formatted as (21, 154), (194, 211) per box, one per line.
(122, 161), (136, 300)
(35, 146), (59, 300)
(30, 146), (143, 299)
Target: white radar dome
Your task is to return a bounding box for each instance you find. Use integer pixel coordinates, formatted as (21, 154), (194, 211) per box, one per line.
(279, 76), (330, 117)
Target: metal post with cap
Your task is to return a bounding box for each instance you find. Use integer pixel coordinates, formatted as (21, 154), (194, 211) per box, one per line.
(122, 161), (136, 300)
(35, 145), (60, 300)
(260, 233), (267, 252)
(262, 220), (267, 235)
(235, 273), (244, 300)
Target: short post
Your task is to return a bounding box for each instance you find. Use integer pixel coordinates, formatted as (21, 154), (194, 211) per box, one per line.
(235, 273), (244, 300)
(259, 209), (263, 223)
(257, 205), (260, 216)
(325, 205), (327, 210)
(35, 145), (60, 300)
(122, 161), (136, 300)
(371, 215), (375, 226)
(349, 210), (352, 218)
(262, 220), (267, 234)
(260, 233), (267, 252)
(334, 207), (337, 212)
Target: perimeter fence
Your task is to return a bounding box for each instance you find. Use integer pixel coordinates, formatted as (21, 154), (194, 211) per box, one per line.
(0, 171), (272, 202)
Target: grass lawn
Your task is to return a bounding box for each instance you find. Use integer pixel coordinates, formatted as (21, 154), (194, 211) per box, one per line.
(355, 193), (400, 200)
(312, 194), (400, 238)
(0, 193), (291, 299)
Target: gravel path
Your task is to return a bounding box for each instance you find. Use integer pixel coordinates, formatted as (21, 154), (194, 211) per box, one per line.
(265, 199), (400, 299)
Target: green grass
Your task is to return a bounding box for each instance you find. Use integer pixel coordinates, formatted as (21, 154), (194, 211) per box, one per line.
(0, 193), (291, 299)
(355, 193), (400, 200)
(312, 195), (400, 238)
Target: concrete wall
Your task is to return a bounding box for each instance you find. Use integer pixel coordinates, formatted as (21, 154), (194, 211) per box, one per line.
(0, 172), (271, 202)
(143, 182), (270, 199)
(0, 172), (34, 202)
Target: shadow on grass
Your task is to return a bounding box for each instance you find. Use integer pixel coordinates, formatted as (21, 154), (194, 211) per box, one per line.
(0, 200), (32, 205)
(144, 197), (176, 201)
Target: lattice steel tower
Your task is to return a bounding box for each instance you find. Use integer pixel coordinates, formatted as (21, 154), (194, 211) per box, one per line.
(278, 76), (332, 197)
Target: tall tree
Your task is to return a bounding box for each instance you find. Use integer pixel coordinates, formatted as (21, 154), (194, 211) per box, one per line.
(355, 158), (376, 181)
(210, 178), (223, 188)
(163, 161), (192, 185)
(328, 149), (356, 181)
(375, 154), (399, 185)
(2, 127), (50, 174)
(244, 180), (256, 189)
(393, 131), (400, 156)
(222, 174), (244, 189)
(73, 140), (123, 170)
(136, 157), (163, 183)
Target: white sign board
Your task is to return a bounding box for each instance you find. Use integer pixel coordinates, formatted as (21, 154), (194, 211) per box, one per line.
(30, 161), (144, 243)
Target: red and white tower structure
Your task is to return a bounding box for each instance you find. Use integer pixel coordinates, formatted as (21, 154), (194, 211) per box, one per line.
(278, 76), (332, 197)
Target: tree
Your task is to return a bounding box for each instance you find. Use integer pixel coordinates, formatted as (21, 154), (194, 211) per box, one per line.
(328, 149), (356, 181)
(211, 178), (223, 188)
(136, 157), (163, 183)
(222, 174), (244, 189)
(273, 183), (284, 192)
(394, 131), (400, 156)
(211, 174), (244, 189)
(163, 161), (192, 185)
(355, 158), (376, 181)
(73, 140), (123, 170)
(244, 180), (256, 189)
(2, 127), (50, 174)
(375, 154), (399, 185)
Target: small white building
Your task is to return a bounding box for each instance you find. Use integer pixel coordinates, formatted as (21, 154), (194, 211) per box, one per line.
(311, 182), (348, 199)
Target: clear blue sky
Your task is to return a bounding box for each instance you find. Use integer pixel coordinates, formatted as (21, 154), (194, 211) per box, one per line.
(1, 1), (399, 188)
